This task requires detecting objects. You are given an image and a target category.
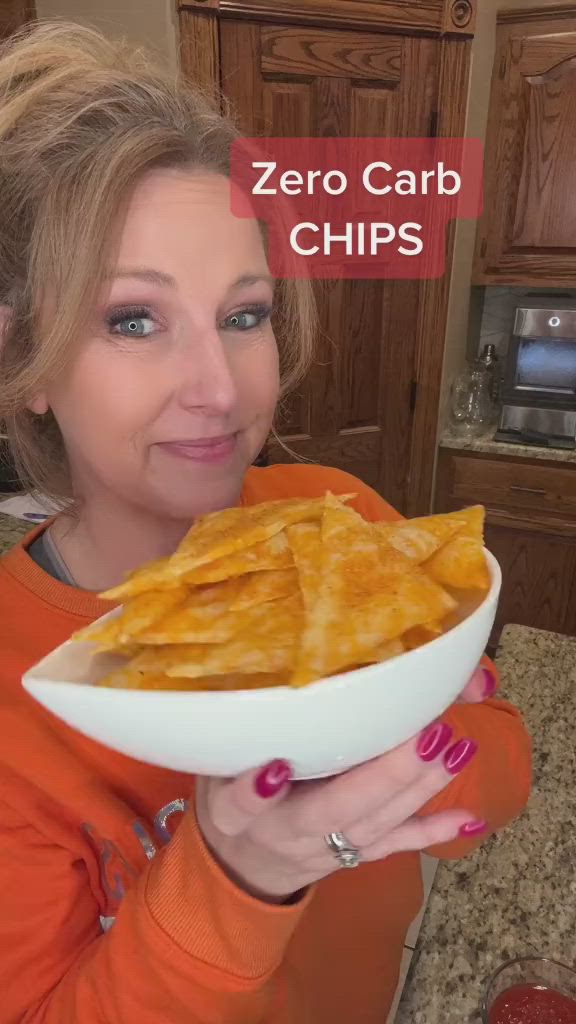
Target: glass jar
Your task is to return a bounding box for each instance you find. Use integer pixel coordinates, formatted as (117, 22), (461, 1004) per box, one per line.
(449, 363), (498, 438)
(482, 956), (576, 1024)
(478, 343), (501, 408)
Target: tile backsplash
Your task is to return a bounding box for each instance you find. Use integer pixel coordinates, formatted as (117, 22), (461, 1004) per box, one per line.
(471, 285), (576, 366)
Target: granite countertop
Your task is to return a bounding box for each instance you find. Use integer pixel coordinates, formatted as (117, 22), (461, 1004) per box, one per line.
(0, 512), (29, 554)
(440, 427), (576, 463)
(396, 624), (576, 1024)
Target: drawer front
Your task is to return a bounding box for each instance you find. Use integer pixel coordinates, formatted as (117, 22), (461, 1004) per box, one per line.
(449, 455), (576, 518)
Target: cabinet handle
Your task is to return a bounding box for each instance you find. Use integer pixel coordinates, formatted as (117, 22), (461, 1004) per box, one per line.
(509, 485), (546, 496)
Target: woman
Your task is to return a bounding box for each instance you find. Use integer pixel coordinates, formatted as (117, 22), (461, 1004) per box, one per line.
(0, 21), (530, 1024)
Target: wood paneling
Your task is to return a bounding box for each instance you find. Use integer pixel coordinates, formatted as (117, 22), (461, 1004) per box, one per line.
(474, 6), (576, 286)
(485, 523), (576, 637)
(261, 27), (402, 81)
(267, 427), (382, 487)
(178, 0), (477, 38)
(406, 32), (472, 514)
(499, 4), (576, 25)
(180, 7), (475, 513)
(448, 454), (576, 518)
(435, 446), (576, 641)
(442, 0), (475, 34)
(178, 10), (220, 99)
(0, 0), (35, 39)
(217, 21), (441, 511)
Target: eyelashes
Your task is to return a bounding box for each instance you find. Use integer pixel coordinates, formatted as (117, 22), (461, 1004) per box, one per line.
(106, 305), (156, 338)
(105, 302), (274, 340)
(221, 303), (273, 332)
(106, 305), (151, 325)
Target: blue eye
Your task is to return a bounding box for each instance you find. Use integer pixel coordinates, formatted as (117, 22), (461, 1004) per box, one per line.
(107, 307), (156, 338)
(222, 305), (272, 331)
(117, 317), (155, 337)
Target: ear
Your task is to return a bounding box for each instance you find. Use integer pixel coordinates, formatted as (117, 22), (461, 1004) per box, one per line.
(0, 303), (49, 415)
(28, 393), (49, 415)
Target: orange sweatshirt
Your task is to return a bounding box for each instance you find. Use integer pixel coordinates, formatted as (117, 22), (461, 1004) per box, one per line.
(0, 464), (531, 1024)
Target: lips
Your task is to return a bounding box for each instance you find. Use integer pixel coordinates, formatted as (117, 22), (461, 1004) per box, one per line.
(157, 434), (238, 463)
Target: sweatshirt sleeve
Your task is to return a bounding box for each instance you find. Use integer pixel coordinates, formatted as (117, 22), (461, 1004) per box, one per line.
(421, 659), (532, 860)
(1, 803), (311, 1023)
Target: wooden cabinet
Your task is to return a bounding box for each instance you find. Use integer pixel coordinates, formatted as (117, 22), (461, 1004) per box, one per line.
(474, 4), (576, 286)
(0, 0), (35, 39)
(441, 453), (576, 520)
(482, 518), (576, 638)
(435, 446), (576, 641)
(178, 0), (477, 515)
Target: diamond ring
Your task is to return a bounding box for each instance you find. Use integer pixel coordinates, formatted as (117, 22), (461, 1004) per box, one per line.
(324, 830), (361, 868)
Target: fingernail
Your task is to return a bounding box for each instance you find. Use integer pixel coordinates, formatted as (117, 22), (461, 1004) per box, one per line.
(444, 738), (478, 775)
(482, 667), (497, 699)
(254, 759), (292, 798)
(417, 722), (453, 762)
(459, 818), (487, 837)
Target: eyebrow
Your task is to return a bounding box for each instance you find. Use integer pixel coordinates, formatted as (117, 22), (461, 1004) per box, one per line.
(108, 268), (275, 290)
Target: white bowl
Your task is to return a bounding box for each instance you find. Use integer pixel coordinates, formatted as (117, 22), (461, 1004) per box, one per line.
(22, 551), (501, 780)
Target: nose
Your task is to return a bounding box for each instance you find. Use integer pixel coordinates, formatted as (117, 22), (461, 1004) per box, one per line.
(176, 327), (238, 415)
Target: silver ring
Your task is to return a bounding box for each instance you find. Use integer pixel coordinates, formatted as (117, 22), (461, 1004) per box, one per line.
(324, 831), (361, 869)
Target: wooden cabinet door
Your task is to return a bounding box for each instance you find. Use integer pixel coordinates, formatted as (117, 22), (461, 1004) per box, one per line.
(435, 447), (576, 641)
(0, 0), (35, 39)
(485, 515), (576, 639)
(217, 21), (439, 510)
(474, 8), (576, 286)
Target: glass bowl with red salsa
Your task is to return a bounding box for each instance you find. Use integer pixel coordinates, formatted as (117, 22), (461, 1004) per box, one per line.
(483, 957), (576, 1024)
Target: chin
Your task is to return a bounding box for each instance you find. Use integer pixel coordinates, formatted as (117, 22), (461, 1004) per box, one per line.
(147, 467), (250, 522)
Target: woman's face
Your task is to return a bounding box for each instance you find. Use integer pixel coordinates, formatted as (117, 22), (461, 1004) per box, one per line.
(39, 169), (280, 520)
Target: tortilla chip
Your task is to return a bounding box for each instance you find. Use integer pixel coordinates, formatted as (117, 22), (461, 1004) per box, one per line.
(376, 506), (488, 590)
(117, 586), (190, 639)
(425, 534), (490, 590)
(131, 636), (294, 679)
(342, 638), (406, 670)
(132, 593), (304, 678)
(413, 506), (487, 590)
(101, 556), (184, 602)
(73, 584), (190, 650)
(128, 577), (244, 645)
(229, 567), (299, 611)
(135, 608), (236, 646)
(285, 522), (322, 613)
(376, 638), (406, 660)
(101, 497), (351, 602)
(184, 532), (293, 586)
(447, 504), (485, 540)
(376, 519), (463, 564)
(77, 491), (489, 692)
(134, 571), (300, 646)
(291, 493), (457, 686)
(73, 617), (124, 651)
(98, 669), (288, 691)
(402, 622), (444, 651)
(173, 494), (354, 571)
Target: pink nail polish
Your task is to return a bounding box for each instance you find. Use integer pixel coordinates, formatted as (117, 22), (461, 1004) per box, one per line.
(482, 668), (497, 699)
(254, 759), (292, 798)
(459, 819), (487, 837)
(444, 738), (478, 775)
(417, 722), (453, 762)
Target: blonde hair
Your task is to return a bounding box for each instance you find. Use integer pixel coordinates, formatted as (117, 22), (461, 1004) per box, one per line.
(0, 20), (315, 500)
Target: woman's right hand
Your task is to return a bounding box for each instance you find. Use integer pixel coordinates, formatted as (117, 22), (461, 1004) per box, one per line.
(195, 720), (483, 904)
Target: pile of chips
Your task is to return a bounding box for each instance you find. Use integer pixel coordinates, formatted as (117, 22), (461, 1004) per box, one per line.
(74, 493), (490, 691)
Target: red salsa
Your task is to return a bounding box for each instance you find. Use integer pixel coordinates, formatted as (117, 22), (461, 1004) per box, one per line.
(489, 984), (576, 1024)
